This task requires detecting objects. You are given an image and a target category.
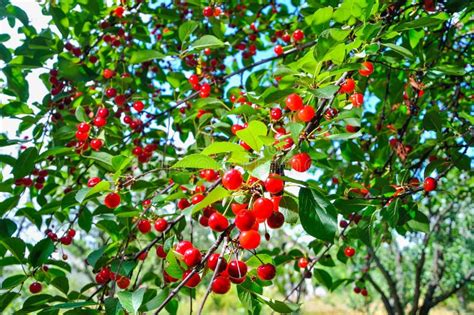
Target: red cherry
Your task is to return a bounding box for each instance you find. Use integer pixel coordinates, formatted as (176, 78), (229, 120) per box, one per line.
(133, 101), (144, 112)
(183, 270), (201, 288)
(203, 169), (218, 181)
(29, 282), (42, 294)
(274, 45), (283, 56)
(222, 169), (243, 190)
(104, 192), (121, 209)
(208, 212), (229, 232)
(350, 93), (364, 107)
(97, 108), (109, 118)
(137, 219), (151, 234)
(285, 93), (303, 111)
(264, 174), (284, 194)
(340, 78), (356, 94)
(239, 230), (261, 250)
(114, 94), (127, 106)
(298, 257), (309, 268)
(297, 105), (315, 122)
(423, 177), (437, 192)
(175, 240), (193, 255)
(105, 88), (117, 98)
(75, 131), (89, 142)
(235, 210), (256, 232)
(339, 220), (349, 228)
(103, 69), (115, 79)
(354, 287), (361, 294)
(257, 264), (276, 280)
(208, 254), (227, 273)
(211, 276), (231, 294)
(156, 245), (167, 258)
(177, 198), (190, 210)
(231, 124), (244, 135)
(227, 260), (247, 278)
(154, 218), (168, 232)
(361, 288), (368, 296)
(231, 203), (248, 215)
(87, 177), (101, 187)
(114, 6), (125, 18)
(191, 194), (205, 205)
(359, 61), (374, 77)
(90, 139), (103, 151)
(60, 235), (72, 245)
(203, 6), (213, 17)
(292, 29), (304, 42)
(188, 74), (199, 85)
(290, 152), (311, 172)
(138, 251), (148, 261)
(116, 276), (130, 289)
(67, 228), (76, 238)
(344, 246), (356, 257)
(346, 125), (360, 133)
(77, 122), (90, 132)
(184, 248), (202, 267)
(252, 198), (274, 221)
(267, 211), (285, 229)
(96, 272), (108, 284)
(93, 116), (107, 127)
(270, 107), (282, 120)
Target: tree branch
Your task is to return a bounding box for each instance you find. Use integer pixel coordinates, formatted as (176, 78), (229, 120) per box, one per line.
(367, 273), (394, 315)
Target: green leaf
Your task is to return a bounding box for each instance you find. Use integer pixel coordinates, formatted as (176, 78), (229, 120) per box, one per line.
(75, 181), (111, 204)
(236, 121), (268, 151)
(254, 293), (299, 313)
(0, 196), (20, 217)
(311, 7), (333, 25)
(12, 147), (38, 179)
(28, 238), (55, 267)
(393, 17), (447, 31)
(407, 211), (429, 233)
(50, 7), (69, 37)
(382, 43), (414, 59)
(165, 251), (183, 279)
(1, 274), (27, 289)
(78, 208), (93, 232)
(201, 142), (246, 155)
(178, 20), (198, 42)
(51, 276), (69, 295)
(86, 246), (106, 268)
(423, 110), (442, 132)
(57, 57), (94, 82)
(190, 35), (225, 50)
(189, 186), (230, 214)
(117, 288), (145, 315)
(0, 219), (16, 238)
(104, 297), (122, 315)
(171, 154), (221, 170)
(87, 151), (115, 171)
(129, 50), (166, 64)
(432, 64), (466, 76)
(75, 106), (88, 122)
(38, 146), (72, 160)
(0, 292), (20, 312)
(311, 85), (339, 99)
(47, 301), (97, 311)
(0, 237), (26, 263)
(313, 269), (332, 289)
(298, 188), (337, 242)
(246, 254), (274, 268)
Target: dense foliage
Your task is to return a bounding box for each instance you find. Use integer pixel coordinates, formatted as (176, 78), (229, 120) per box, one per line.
(0, 0), (472, 314)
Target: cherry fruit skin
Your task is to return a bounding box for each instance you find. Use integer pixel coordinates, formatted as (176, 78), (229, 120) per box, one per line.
(29, 282), (42, 294)
(252, 197), (274, 220)
(183, 270), (201, 288)
(293, 29), (304, 42)
(423, 177), (437, 192)
(211, 276), (231, 294)
(208, 254), (227, 273)
(133, 101), (144, 112)
(175, 240), (193, 255)
(257, 264), (276, 280)
(208, 212), (229, 232)
(285, 93), (303, 111)
(104, 192), (121, 209)
(340, 78), (356, 94)
(344, 246), (356, 257)
(359, 61), (374, 77)
(137, 219), (151, 234)
(274, 45), (283, 56)
(184, 248), (202, 267)
(264, 174), (284, 194)
(354, 287), (362, 294)
(154, 218), (168, 232)
(227, 260), (248, 278)
(270, 107), (282, 120)
(267, 211), (285, 229)
(156, 245), (167, 258)
(117, 276), (130, 289)
(361, 288), (368, 296)
(235, 210), (256, 232)
(203, 6), (213, 17)
(290, 153), (312, 172)
(90, 139), (103, 151)
(350, 93), (364, 107)
(239, 230), (261, 250)
(222, 169), (243, 190)
(297, 105), (315, 122)
(298, 257), (309, 268)
(87, 177), (101, 187)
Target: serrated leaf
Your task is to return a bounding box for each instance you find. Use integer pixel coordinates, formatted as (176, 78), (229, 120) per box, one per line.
(0, 237), (25, 263)
(171, 154), (221, 170)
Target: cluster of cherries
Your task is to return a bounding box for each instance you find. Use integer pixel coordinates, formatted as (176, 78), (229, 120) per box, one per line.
(94, 266), (131, 289)
(14, 169), (49, 190)
(45, 227), (77, 247)
(74, 122), (104, 152)
(273, 29), (305, 56)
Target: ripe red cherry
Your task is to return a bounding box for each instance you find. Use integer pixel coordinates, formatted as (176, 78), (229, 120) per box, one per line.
(133, 101), (144, 112)
(298, 257), (309, 268)
(87, 177), (101, 187)
(290, 152), (311, 172)
(257, 264), (276, 280)
(270, 107), (282, 120)
(203, 6), (213, 17)
(60, 235), (72, 245)
(361, 288), (368, 296)
(75, 131), (88, 141)
(252, 197), (273, 220)
(239, 230), (261, 250)
(90, 139), (103, 151)
(208, 254), (227, 273)
(191, 194), (205, 205)
(103, 69), (115, 79)
(184, 248), (202, 267)
(208, 212), (229, 232)
(29, 282), (42, 294)
(264, 173), (284, 194)
(211, 276), (231, 294)
(359, 61), (374, 77)
(137, 219), (151, 234)
(203, 169), (218, 181)
(231, 203), (247, 215)
(350, 93), (364, 107)
(177, 198), (190, 210)
(346, 125), (360, 133)
(292, 29), (304, 42)
(423, 177), (437, 192)
(235, 210), (256, 231)
(231, 124), (244, 135)
(274, 45), (283, 56)
(227, 260), (247, 278)
(297, 105), (315, 122)
(116, 276), (130, 289)
(154, 218), (168, 232)
(176, 240), (193, 255)
(93, 116), (107, 127)
(285, 93), (303, 111)
(97, 108), (109, 118)
(104, 192), (121, 209)
(188, 74), (199, 85)
(105, 87), (117, 98)
(67, 228), (76, 238)
(339, 220), (349, 228)
(77, 122), (90, 132)
(267, 211), (285, 229)
(156, 245), (167, 258)
(222, 169), (243, 190)
(163, 270), (178, 283)
(344, 246), (356, 257)
(354, 287), (361, 294)
(183, 270), (201, 288)
(340, 78), (356, 94)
